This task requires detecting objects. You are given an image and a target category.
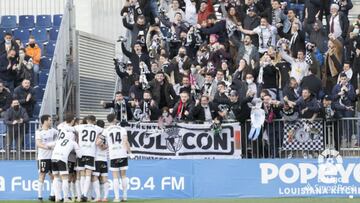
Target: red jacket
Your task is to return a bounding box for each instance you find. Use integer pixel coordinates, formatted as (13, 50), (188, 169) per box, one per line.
(197, 0), (214, 24)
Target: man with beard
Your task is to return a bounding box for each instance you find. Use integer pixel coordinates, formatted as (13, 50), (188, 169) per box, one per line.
(286, 88), (320, 119)
(148, 71), (178, 109)
(190, 95), (219, 122)
(236, 35), (259, 65)
(122, 15), (149, 48)
(239, 7), (260, 47)
(14, 79), (36, 118)
(100, 91), (133, 124)
(174, 76), (192, 96)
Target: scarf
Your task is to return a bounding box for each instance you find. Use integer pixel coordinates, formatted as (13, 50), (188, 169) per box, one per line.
(176, 101), (184, 119)
(289, 32), (298, 49)
(119, 101), (127, 121)
(143, 101), (150, 120)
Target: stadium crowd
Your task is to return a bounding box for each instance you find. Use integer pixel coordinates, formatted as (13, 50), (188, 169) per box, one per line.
(111, 0), (360, 126)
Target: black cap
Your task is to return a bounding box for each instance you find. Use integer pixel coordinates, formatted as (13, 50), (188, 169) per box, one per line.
(126, 61), (132, 66)
(324, 95), (332, 101)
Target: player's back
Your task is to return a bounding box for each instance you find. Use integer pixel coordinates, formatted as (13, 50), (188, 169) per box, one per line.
(57, 122), (76, 141)
(104, 125), (128, 160)
(75, 124), (103, 157)
(52, 138), (80, 163)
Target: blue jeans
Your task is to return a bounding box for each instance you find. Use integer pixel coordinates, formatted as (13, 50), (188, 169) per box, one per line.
(33, 64), (40, 86)
(289, 3), (305, 22)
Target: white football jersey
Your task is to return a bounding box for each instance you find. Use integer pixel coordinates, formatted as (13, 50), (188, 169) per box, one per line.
(57, 122), (77, 141)
(36, 128), (59, 160)
(103, 125), (128, 160)
(95, 134), (108, 162)
(75, 124), (103, 157)
(51, 138), (82, 163)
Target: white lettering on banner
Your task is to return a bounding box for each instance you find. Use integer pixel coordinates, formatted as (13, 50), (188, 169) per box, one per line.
(109, 177), (183, 191)
(126, 122), (241, 159)
(11, 177), (50, 192)
(260, 149), (360, 185)
(0, 176), (5, 191)
(161, 177), (184, 190)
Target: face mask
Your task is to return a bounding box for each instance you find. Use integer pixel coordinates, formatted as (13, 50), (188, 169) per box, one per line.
(29, 43), (35, 48)
(13, 105), (19, 111)
(191, 67), (197, 74)
(179, 53), (186, 58)
(8, 56), (14, 60)
(144, 98), (150, 102)
(260, 25), (266, 29)
(353, 28), (359, 35)
(246, 79), (253, 84)
(162, 112), (169, 117)
(19, 53), (25, 58)
(5, 39), (11, 44)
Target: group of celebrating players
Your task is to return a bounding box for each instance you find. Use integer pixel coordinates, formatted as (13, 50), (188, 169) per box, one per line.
(35, 113), (134, 202)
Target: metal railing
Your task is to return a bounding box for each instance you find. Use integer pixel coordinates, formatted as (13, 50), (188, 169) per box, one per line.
(0, 120), (38, 160)
(1, 118), (359, 160)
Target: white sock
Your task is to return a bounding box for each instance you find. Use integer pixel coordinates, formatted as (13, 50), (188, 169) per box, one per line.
(103, 182), (109, 199)
(75, 180), (81, 198)
(82, 176), (91, 196)
(53, 177), (61, 200)
(58, 179), (62, 199)
(62, 180), (69, 200)
(87, 184), (92, 199)
(113, 178), (120, 200)
(80, 176), (85, 194)
(100, 183), (104, 198)
(38, 181), (43, 198)
(93, 180), (100, 200)
(50, 180), (55, 196)
(122, 177), (127, 200)
(70, 182), (76, 199)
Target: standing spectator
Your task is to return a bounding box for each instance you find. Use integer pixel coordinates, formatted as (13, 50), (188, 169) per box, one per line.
(332, 73), (356, 118)
(13, 79), (36, 118)
(300, 67), (323, 98)
(240, 7), (260, 48)
(339, 0), (353, 18)
(304, 0), (322, 24)
(25, 36), (41, 86)
(238, 17), (277, 55)
(289, 0), (305, 21)
(323, 34), (343, 94)
(16, 48), (33, 87)
(171, 91), (194, 121)
(115, 60), (139, 98)
(128, 76), (144, 101)
(327, 4), (349, 40)
(167, 0), (186, 23)
(168, 47), (192, 84)
(4, 99), (29, 151)
(190, 95), (219, 122)
(121, 42), (150, 74)
(148, 71), (177, 109)
(100, 91), (133, 123)
(184, 0), (197, 26)
(236, 35), (259, 65)
(201, 72), (217, 101)
(0, 81), (12, 117)
(304, 20), (328, 54)
(131, 90), (160, 121)
(286, 88), (320, 119)
(213, 81), (230, 106)
(0, 33), (19, 57)
(283, 77), (301, 102)
(288, 22), (306, 58)
(197, 0), (214, 24)
(198, 14), (227, 44)
(122, 14), (149, 48)
(0, 49), (18, 92)
(158, 107), (173, 128)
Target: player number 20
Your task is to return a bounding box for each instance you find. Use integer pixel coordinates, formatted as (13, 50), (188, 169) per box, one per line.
(82, 130), (96, 142)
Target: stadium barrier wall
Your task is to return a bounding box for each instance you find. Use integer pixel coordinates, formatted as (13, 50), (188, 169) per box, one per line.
(0, 158), (360, 200)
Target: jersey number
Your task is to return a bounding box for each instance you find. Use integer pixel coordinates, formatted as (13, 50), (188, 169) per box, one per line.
(82, 130), (96, 142)
(61, 139), (69, 146)
(58, 131), (65, 139)
(110, 132), (122, 144)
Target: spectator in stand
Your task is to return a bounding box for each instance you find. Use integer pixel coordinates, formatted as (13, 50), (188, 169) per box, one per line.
(327, 4), (349, 40)
(167, 0), (185, 23)
(236, 35), (259, 65)
(0, 33), (19, 57)
(148, 71), (177, 109)
(239, 7), (260, 48)
(201, 72), (217, 101)
(184, 0), (197, 26)
(283, 77), (301, 102)
(323, 34), (343, 94)
(4, 99), (29, 150)
(121, 41), (150, 74)
(198, 14), (227, 44)
(168, 47), (192, 84)
(128, 75), (144, 101)
(289, 0), (305, 21)
(300, 67), (323, 99)
(115, 60), (139, 98)
(190, 95), (219, 122)
(0, 49), (18, 92)
(25, 36), (41, 86)
(197, 0), (214, 24)
(0, 81), (12, 117)
(13, 79), (36, 118)
(304, 20), (328, 54)
(238, 17), (277, 55)
(100, 91), (133, 124)
(131, 90), (160, 121)
(158, 107), (173, 128)
(123, 13), (149, 47)
(171, 91), (194, 121)
(213, 81), (230, 106)
(16, 48), (33, 87)
(332, 73), (356, 118)
(286, 88), (320, 120)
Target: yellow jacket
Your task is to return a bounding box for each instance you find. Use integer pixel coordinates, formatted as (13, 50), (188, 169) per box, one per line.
(25, 44), (41, 64)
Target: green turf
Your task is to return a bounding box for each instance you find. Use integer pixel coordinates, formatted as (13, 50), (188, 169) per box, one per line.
(0, 198), (359, 203)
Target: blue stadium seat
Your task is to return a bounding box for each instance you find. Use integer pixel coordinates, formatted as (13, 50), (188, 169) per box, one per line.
(36, 15), (52, 28)
(40, 57), (53, 69)
(49, 28), (59, 41)
(13, 29), (30, 43)
(39, 69), (49, 85)
(0, 28), (13, 38)
(24, 132), (36, 150)
(45, 41), (56, 57)
(19, 15), (35, 28)
(53, 14), (62, 27)
(34, 86), (44, 102)
(0, 15), (17, 28)
(32, 27), (48, 42)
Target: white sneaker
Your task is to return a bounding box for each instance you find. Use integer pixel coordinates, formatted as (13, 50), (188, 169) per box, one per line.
(113, 199), (121, 202)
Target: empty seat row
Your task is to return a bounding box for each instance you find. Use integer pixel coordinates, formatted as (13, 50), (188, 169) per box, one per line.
(0, 14), (62, 29)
